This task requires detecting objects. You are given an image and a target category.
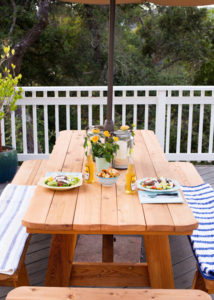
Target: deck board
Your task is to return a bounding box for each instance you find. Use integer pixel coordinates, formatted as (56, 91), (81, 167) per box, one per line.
(0, 165), (214, 299)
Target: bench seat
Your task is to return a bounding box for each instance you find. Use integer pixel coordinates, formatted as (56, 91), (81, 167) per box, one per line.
(182, 183), (214, 280)
(170, 162), (214, 294)
(6, 286), (212, 300)
(0, 160), (45, 287)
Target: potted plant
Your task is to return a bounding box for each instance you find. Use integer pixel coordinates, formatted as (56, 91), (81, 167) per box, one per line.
(84, 129), (119, 172)
(0, 46), (23, 183)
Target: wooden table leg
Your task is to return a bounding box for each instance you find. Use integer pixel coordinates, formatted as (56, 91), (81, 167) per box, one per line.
(102, 235), (114, 262)
(144, 235), (174, 289)
(45, 234), (77, 287)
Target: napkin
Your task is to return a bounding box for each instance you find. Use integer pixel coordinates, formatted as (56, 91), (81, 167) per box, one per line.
(138, 190), (184, 204)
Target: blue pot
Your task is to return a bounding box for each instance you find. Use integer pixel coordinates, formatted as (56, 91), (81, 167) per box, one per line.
(0, 146), (18, 183)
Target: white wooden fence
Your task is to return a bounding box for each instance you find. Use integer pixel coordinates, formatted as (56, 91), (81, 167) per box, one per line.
(1, 86), (214, 162)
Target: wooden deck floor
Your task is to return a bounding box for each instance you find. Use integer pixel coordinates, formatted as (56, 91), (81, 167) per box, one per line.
(1, 165), (214, 299)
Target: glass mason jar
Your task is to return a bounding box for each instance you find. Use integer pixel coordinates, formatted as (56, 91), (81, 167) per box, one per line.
(113, 130), (134, 169)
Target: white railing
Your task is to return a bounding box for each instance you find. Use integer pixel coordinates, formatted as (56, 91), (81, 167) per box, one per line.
(1, 86), (214, 162)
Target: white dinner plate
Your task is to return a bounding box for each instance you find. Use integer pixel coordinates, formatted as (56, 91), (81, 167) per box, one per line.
(136, 177), (180, 193)
(38, 174), (83, 191)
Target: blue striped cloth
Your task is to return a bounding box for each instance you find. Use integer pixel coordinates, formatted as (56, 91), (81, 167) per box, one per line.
(182, 183), (214, 280)
(0, 184), (36, 275)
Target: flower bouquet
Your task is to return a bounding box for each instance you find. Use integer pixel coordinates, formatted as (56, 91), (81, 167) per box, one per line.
(84, 129), (119, 172)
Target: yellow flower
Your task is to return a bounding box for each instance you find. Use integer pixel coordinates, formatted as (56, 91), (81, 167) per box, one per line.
(11, 64), (15, 69)
(91, 135), (99, 143)
(87, 140), (92, 148)
(104, 131), (110, 138)
(92, 128), (100, 134)
(11, 49), (15, 55)
(130, 148), (134, 155)
(113, 136), (119, 142)
(132, 123), (136, 128)
(120, 125), (129, 131)
(3, 46), (10, 55)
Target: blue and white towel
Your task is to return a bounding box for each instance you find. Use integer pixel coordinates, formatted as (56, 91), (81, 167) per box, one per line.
(0, 184), (36, 275)
(182, 183), (214, 279)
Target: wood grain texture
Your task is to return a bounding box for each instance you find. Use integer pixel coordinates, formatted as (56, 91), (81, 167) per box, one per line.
(141, 131), (198, 233)
(116, 171), (146, 232)
(102, 235), (114, 262)
(22, 131), (73, 230)
(12, 160), (42, 186)
(100, 185), (118, 231)
(144, 235), (174, 288)
(45, 234), (77, 287)
(46, 131), (85, 229)
(6, 287), (212, 300)
(70, 262), (150, 287)
(22, 130), (198, 234)
(135, 131), (174, 232)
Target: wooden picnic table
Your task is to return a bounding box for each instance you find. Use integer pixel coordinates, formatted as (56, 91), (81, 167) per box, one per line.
(20, 130), (200, 288)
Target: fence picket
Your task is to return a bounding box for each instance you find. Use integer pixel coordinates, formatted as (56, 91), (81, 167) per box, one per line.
(66, 105), (70, 130)
(11, 110), (16, 149)
(55, 105), (59, 138)
(44, 104), (49, 154)
(77, 105), (81, 130)
(33, 105), (38, 154)
(176, 104), (182, 154)
(21, 105), (27, 154)
(100, 105), (103, 125)
(133, 104), (137, 129)
(166, 104), (171, 154)
(144, 105), (148, 130)
(187, 104), (193, 154)
(0, 118), (5, 146)
(122, 104), (126, 126)
(198, 104), (204, 154)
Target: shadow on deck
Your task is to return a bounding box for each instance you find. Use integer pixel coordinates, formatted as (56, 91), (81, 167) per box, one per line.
(0, 165), (214, 299)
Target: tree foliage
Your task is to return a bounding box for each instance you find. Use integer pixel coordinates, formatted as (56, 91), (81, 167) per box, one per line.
(1, 1), (213, 86)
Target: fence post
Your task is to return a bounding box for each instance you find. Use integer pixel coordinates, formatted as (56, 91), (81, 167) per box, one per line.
(155, 90), (166, 150)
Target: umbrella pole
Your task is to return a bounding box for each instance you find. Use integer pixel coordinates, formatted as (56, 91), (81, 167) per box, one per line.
(104, 0), (115, 132)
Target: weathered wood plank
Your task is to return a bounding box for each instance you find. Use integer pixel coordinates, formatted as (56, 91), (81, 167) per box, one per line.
(70, 262), (150, 287)
(142, 131), (198, 233)
(135, 131), (174, 232)
(6, 287), (212, 300)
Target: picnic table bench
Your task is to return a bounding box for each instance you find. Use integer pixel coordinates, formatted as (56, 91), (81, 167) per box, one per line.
(1, 129), (211, 292)
(6, 286), (212, 300)
(20, 130), (200, 289)
(0, 159), (44, 287)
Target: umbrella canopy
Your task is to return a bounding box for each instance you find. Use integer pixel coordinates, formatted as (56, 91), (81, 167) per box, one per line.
(61, 0), (214, 131)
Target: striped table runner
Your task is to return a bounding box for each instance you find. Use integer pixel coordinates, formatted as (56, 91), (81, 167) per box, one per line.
(0, 184), (36, 275)
(182, 183), (214, 279)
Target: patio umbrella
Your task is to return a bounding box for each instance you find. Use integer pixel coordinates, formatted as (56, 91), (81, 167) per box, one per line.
(61, 0), (214, 131)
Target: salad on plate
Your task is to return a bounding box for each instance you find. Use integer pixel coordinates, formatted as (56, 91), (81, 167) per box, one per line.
(45, 175), (80, 187)
(137, 177), (179, 192)
(39, 173), (82, 190)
